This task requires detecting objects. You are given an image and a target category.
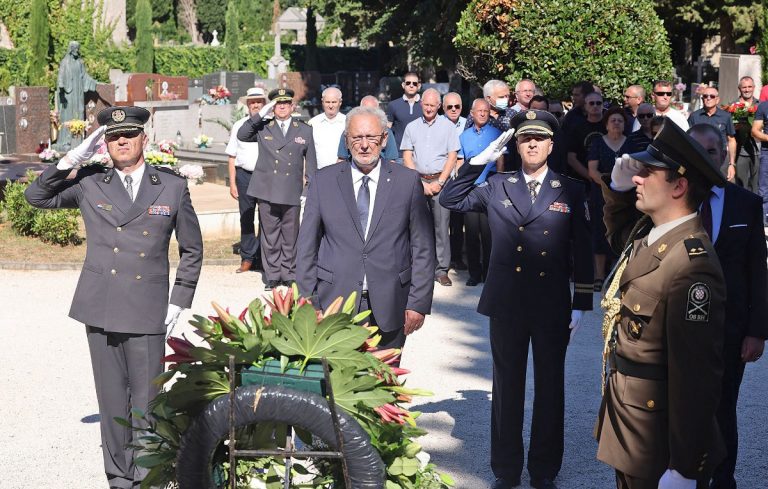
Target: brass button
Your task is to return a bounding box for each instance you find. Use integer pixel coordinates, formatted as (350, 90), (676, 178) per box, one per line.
(540, 272), (546, 277)
(274, 170), (277, 173)
(116, 226), (122, 232)
(110, 269), (116, 275)
(136, 275), (141, 280)
(275, 159), (279, 163)
(541, 251), (547, 256)
(515, 266), (522, 272)
(646, 400), (655, 409)
(516, 246), (522, 252)
(698, 467), (704, 472)
(276, 149), (280, 153)
(113, 247), (119, 253)
(543, 230), (549, 235)
(288, 162), (291, 166)
(633, 304), (641, 312)
(139, 252), (146, 258)
(143, 231), (149, 236)
(286, 173), (290, 176)
(519, 226), (524, 231)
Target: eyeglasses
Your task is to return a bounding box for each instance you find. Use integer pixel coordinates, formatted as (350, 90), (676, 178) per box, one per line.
(654, 91), (673, 97)
(637, 113), (654, 119)
(348, 133), (385, 145)
(623, 93), (639, 99)
(516, 89), (535, 94)
(701, 94), (718, 100)
(587, 101), (603, 106)
(403, 81), (420, 86)
(445, 104), (461, 110)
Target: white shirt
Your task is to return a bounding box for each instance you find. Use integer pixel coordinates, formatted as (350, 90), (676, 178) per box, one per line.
(522, 167), (548, 199)
(276, 117), (293, 135)
(631, 107), (691, 132)
(309, 112), (347, 169)
(647, 212), (697, 246)
(226, 116), (260, 171)
(350, 161), (381, 289)
(115, 163), (146, 202)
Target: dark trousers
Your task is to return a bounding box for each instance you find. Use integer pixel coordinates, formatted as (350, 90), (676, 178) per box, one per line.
(258, 200), (300, 283)
(359, 291), (406, 351)
(465, 211), (491, 281)
(449, 211), (465, 264)
(711, 338), (748, 489)
(758, 149), (768, 224)
(615, 470), (709, 489)
(235, 167), (259, 261)
(734, 153), (760, 194)
(86, 326), (165, 489)
(489, 314), (569, 481)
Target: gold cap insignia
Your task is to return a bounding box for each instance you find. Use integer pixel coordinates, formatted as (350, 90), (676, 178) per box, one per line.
(525, 110), (537, 120)
(112, 109), (126, 122)
(279, 89), (285, 95)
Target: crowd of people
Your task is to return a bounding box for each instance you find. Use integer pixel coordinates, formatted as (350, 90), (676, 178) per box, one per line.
(22, 71), (767, 489)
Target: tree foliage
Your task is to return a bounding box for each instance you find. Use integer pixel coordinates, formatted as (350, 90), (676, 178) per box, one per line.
(26, 0), (50, 86)
(454, 0), (674, 101)
(224, 0), (240, 71)
(135, 0), (155, 72)
(197, 0), (227, 37)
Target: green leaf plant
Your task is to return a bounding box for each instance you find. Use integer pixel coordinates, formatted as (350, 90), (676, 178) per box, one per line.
(118, 286), (453, 489)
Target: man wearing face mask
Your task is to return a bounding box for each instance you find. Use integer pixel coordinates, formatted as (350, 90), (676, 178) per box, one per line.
(465, 79), (518, 131)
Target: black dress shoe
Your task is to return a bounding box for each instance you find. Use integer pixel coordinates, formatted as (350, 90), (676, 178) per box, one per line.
(466, 277), (481, 286)
(451, 260), (468, 270)
(530, 478), (557, 489)
(264, 280), (280, 291)
(490, 477), (521, 489)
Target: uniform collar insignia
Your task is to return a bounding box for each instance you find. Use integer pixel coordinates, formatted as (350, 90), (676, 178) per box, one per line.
(501, 198), (512, 208)
(269, 121), (275, 126)
(150, 173), (160, 185)
(550, 179), (561, 188)
(103, 170), (113, 183)
(507, 176), (518, 183)
(657, 243), (667, 253)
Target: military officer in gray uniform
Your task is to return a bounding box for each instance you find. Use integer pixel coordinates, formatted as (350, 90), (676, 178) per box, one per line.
(25, 106), (203, 489)
(237, 87), (317, 289)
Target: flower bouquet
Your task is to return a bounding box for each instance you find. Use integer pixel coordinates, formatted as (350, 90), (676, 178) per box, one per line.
(157, 139), (179, 155)
(64, 119), (88, 137)
(178, 164), (205, 184)
(38, 148), (60, 162)
(723, 102), (758, 126)
(202, 85), (232, 105)
(194, 134), (212, 148)
(123, 288), (454, 489)
(144, 149), (179, 166)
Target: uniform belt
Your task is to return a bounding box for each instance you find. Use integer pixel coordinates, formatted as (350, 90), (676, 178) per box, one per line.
(420, 172), (442, 181)
(610, 352), (667, 381)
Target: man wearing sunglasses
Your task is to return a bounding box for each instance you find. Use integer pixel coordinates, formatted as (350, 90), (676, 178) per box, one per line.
(687, 86), (737, 180)
(730, 77), (760, 193)
(386, 72), (423, 164)
(622, 85), (646, 135)
(25, 106), (203, 489)
(651, 80), (689, 131)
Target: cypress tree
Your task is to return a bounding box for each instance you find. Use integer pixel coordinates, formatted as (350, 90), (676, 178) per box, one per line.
(304, 5), (318, 72)
(27, 0), (50, 85)
(224, 0), (240, 71)
(135, 0), (154, 73)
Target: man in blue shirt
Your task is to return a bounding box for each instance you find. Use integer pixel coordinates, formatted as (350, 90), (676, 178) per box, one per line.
(337, 95), (399, 163)
(459, 98), (501, 286)
(386, 72), (423, 163)
(687, 86), (737, 177)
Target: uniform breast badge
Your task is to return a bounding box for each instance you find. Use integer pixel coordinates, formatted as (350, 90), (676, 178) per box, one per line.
(686, 282), (711, 322)
(548, 202), (571, 213)
(294, 136), (306, 145)
(148, 205), (171, 216)
(501, 198), (512, 208)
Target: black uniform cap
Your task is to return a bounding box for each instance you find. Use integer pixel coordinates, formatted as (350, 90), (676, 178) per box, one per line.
(97, 106), (151, 136)
(630, 118), (726, 187)
(269, 88), (295, 102)
(510, 109), (560, 138)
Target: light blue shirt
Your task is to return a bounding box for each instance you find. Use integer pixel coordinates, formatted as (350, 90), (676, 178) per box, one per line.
(703, 185), (724, 244)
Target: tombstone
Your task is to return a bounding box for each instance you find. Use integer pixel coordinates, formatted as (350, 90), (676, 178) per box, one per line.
(125, 74), (189, 104)
(203, 71), (256, 100)
(109, 69), (130, 102)
(0, 95), (17, 154)
(85, 84), (116, 130)
(14, 87), (50, 154)
(719, 54), (762, 103)
(211, 30), (220, 47)
(267, 24), (289, 79)
(189, 78), (204, 102)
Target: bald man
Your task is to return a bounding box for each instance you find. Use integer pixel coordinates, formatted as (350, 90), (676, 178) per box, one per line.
(337, 95), (399, 164)
(309, 86), (346, 169)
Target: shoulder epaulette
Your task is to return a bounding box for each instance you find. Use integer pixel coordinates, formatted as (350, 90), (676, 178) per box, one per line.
(152, 166), (185, 180)
(684, 237), (708, 259)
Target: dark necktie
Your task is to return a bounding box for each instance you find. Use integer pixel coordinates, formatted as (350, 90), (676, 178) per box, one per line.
(280, 121), (287, 136)
(700, 194), (713, 238)
(124, 175), (134, 201)
(357, 175), (370, 236)
(527, 180), (540, 203)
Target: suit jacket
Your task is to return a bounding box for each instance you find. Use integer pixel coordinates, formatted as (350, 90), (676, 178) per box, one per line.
(25, 164), (203, 334)
(237, 114), (317, 206)
(440, 164), (593, 321)
(596, 216), (726, 481)
(296, 160), (435, 332)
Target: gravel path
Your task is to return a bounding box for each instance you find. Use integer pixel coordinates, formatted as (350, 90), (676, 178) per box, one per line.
(1, 266), (766, 488)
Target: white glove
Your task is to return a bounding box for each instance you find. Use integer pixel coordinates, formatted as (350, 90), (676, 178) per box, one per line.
(58, 125), (107, 170)
(258, 100), (277, 118)
(469, 128), (515, 166)
(569, 310), (584, 342)
(657, 469), (696, 489)
(610, 154), (644, 191)
(164, 304), (184, 339)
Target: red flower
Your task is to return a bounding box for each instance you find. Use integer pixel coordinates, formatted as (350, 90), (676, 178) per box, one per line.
(165, 334), (196, 364)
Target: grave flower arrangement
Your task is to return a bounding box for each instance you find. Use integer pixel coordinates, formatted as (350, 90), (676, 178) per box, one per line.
(202, 85), (232, 105)
(125, 287), (454, 489)
(178, 164), (205, 184)
(158, 139), (179, 155)
(144, 149), (179, 166)
(194, 134), (212, 148)
(38, 148), (60, 162)
(64, 119), (89, 137)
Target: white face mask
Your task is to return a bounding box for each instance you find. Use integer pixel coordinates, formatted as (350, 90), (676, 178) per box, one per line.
(494, 97), (509, 110)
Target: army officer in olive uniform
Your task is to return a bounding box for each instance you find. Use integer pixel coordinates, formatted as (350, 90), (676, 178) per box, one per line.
(25, 106), (203, 489)
(596, 120), (727, 489)
(441, 110), (593, 489)
(237, 88), (317, 290)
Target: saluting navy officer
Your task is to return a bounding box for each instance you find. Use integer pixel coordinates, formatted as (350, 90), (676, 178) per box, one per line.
(596, 120), (728, 489)
(25, 106), (203, 489)
(440, 110), (594, 489)
(237, 87), (317, 290)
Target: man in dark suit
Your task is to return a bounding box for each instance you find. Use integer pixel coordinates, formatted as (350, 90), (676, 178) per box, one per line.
(687, 124), (766, 489)
(440, 110), (594, 489)
(238, 88), (317, 289)
(25, 107), (203, 489)
(296, 106), (435, 349)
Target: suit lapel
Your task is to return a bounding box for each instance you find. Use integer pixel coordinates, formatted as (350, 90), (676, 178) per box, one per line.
(119, 167), (163, 225)
(337, 165), (365, 242)
(365, 161), (393, 243)
(96, 168), (132, 215)
(523, 171), (563, 225)
(501, 172), (530, 220)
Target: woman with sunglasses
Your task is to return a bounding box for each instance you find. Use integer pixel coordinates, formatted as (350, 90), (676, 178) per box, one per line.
(587, 106), (630, 290)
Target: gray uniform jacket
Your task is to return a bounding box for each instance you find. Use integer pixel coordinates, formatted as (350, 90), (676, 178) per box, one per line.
(25, 164), (203, 334)
(237, 114), (318, 206)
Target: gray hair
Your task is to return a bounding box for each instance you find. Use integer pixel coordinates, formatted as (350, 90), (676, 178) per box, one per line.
(483, 79), (508, 98)
(422, 88), (441, 103)
(443, 91), (461, 104)
(322, 86), (342, 100)
(359, 95), (379, 107)
(628, 84), (646, 100)
(345, 106), (387, 133)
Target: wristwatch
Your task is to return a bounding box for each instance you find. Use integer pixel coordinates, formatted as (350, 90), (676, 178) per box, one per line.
(437, 178), (446, 187)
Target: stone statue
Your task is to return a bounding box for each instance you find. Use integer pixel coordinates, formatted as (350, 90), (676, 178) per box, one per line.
(211, 30), (220, 46)
(56, 41), (97, 150)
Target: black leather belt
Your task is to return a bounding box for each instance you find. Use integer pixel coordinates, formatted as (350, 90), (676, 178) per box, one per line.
(610, 352), (667, 381)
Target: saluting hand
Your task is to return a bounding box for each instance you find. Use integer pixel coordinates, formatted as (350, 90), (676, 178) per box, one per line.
(469, 128), (514, 166)
(58, 125), (107, 169)
(610, 154), (643, 191)
(403, 309), (425, 336)
(258, 100), (277, 118)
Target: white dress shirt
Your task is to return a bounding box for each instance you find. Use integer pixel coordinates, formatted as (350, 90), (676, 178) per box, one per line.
(277, 117), (292, 135)
(309, 112), (347, 169)
(115, 163), (146, 202)
(647, 212), (697, 245)
(226, 116), (260, 171)
(350, 161), (381, 289)
(522, 167), (548, 199)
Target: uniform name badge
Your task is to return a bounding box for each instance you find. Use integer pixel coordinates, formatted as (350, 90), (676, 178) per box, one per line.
(548, 202), (571, 213)
(686, 282), (711, 322)
(149, 205), (171, 216)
